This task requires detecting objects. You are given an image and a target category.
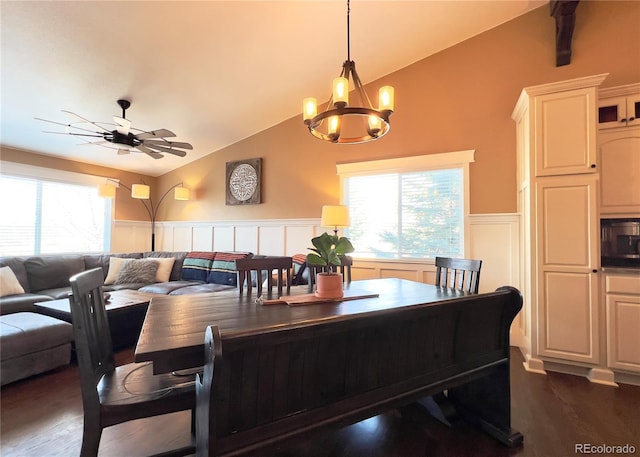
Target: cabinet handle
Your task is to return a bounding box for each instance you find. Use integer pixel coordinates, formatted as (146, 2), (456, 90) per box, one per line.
(629, 117), (636, 121)
(621, 119), (627, 122)
(590, 164), (597, 168)
(592, 269), (598, 273)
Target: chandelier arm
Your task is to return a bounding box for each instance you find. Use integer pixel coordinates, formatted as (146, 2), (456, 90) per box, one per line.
(350, 64), (375, 109)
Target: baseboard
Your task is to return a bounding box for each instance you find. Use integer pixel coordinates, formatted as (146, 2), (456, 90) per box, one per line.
(587, 367), (619, 387)
(521, 353), (547, 375)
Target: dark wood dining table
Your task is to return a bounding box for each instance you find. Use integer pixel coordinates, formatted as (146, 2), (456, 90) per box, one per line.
(134, 278), (469, 374)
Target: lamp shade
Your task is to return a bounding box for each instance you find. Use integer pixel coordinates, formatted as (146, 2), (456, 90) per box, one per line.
(321, 205), (350, 229)
(98, 183), (116, 198)
(131, 184), (150, 199)
(174, 186), (190, 201)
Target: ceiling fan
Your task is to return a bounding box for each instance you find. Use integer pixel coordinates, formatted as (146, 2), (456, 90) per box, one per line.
(35, 99), (193, 159)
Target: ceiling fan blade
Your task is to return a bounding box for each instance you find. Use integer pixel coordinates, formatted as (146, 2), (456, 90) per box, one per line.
(77, 140), (110, 146)
(35, 117), (105, 135)
(136, 144), (164, 159)
(42, 131), (104, 139)
(144, 143), (187, 157)
(136, 129), (176, 140)
(61, 110), (112, 133)
(143, 139), (193, 150)
(114, 116), (131, 135)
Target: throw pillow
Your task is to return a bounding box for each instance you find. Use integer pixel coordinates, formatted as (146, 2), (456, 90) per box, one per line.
(181, 251), (216, 281)
(147, 257), (175, 283)
(104, 257), (133, 285)
(0, 266), (25, 297)
(114, 259), (159, 285)
(207, 252), (251, 286)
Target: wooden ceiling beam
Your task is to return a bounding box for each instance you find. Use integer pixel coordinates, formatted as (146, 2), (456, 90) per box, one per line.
(550, 0), (579, 66)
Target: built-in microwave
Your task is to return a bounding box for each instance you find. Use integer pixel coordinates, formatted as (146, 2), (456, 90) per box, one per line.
(601, 218), (640, 269)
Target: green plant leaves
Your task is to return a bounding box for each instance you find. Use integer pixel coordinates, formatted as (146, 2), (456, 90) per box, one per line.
(307, 232), (354, 267)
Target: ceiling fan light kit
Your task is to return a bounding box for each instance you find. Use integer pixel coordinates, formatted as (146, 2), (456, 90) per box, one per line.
(36, 99), (193, 160)
(303, 0), (394, 144)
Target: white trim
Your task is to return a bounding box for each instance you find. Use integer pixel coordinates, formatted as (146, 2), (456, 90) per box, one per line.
(599, 83), (640, 99)
(0, 161), (108, 186)
(336, 150), (475, 176)
(160, 218), (319, 228)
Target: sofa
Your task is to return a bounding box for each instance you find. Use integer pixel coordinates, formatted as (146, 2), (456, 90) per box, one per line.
(0, 250), (307, 385)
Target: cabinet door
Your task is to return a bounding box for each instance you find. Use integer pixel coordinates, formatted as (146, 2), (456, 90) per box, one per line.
(599, 94), (640, 129)
(626, 94), (640, 127)
(598, 96), (627, 129)
(535, 176), (600, 363)
(599, 127), (640, 215)
(535, 88), (598, 176)
(606, 293), (640, 373)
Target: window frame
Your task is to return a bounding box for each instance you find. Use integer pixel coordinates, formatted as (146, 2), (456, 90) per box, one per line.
(337, 150), (475, 261)
(0, 161), (113, 255)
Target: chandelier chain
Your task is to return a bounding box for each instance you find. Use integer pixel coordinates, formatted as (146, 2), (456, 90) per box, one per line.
(346, 0), (351, 62)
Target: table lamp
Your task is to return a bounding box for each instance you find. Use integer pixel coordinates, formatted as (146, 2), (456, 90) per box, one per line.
(320, 205), (350, 236)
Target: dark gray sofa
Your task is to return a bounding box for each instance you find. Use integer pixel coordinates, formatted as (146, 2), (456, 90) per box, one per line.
(0, 250), (256, 385)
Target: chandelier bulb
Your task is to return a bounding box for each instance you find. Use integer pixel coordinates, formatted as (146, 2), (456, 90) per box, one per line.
(379, 86), (395, 112)
(328, 116), (341, 142)
(333, 77), (349, 106)
(303, 97), (318, 122)
(367, 115), (382, 136)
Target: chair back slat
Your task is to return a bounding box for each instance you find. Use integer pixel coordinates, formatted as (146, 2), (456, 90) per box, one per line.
(434, 257), (482, 294)
(196, 326), (222, 457)
(69, 268), (115, 413)
(235, 256), (292, 296)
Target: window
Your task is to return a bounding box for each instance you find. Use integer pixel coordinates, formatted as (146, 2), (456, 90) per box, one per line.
(338, 150), (473, 260)
(0, 163), (112, 256)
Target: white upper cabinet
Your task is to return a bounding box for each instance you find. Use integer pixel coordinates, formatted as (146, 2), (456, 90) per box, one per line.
(534, 88), (599, 176)
(598, 84), (640, 130)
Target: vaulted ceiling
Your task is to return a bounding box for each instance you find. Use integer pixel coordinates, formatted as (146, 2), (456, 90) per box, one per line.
(1, 1), (545, 177)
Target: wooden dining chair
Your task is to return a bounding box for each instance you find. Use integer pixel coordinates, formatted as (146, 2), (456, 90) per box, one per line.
(69, 268), (195, 457)
(434, 256), (482, 293)
(307, 255), (353, 293)
(235, 256), (293, 296)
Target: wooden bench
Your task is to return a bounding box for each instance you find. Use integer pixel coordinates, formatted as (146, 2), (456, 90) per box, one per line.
(195, 286), (524, 456)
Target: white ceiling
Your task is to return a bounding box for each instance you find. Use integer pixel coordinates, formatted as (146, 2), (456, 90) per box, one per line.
(1, 0), (545, 177)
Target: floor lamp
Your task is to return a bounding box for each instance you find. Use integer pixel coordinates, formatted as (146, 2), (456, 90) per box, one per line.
(99, 179), (189, 251)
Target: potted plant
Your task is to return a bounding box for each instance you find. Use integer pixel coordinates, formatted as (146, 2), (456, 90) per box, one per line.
(307, 232), (354, 298)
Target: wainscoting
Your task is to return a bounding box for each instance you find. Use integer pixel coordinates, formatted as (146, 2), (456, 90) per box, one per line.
(111, 213), (523, 342)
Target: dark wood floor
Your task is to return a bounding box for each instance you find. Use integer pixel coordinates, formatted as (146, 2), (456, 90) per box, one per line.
(1, 348), (639, 457)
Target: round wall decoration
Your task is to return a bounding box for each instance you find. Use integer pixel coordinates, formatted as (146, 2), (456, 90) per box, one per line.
(226, 158), (262, 205)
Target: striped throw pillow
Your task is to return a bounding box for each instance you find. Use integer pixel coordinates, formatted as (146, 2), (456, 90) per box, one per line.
(207, 252), (252, 286)
(181, 251), (216, 281)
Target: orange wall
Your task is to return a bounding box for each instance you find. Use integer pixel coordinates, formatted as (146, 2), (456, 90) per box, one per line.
(3, 2), (639, 223)
(158, 1), (639, 222)
(0, 146), (156, 221)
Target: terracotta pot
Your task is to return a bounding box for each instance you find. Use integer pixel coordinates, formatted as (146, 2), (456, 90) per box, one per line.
(315, 272), (344, 299)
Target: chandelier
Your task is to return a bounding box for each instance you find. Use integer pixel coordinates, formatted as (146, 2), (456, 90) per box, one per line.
(303, 0), (394, 144)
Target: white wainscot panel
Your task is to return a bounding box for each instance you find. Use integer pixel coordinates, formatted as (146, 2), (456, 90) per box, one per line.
(213, 226), (236, 252)
(172, 226), (193, 252)
(235, 226), (258, 253)
(286, 225), (316, 255)
(111, 221), (150, 253)
(468, 214), (520, 293)
(259, 226), (285, 255)
(192, 226), (214, 251)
